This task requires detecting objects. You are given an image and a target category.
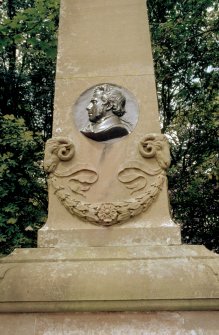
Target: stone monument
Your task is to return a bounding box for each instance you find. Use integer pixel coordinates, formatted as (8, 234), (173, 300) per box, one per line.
(0, 0), (218, 333)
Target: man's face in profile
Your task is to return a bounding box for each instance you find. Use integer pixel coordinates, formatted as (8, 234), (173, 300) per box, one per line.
(86, 91), (106, 123)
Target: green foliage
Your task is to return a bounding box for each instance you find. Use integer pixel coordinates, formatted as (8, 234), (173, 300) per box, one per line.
(147, 0), (219, 252)
(0, 115), (47, 254)
(0, 0), (60, 139)
(0, 0), (60, 254)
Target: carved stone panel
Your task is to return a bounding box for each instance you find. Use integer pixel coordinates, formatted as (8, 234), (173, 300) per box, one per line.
(44, 134), (170, 227)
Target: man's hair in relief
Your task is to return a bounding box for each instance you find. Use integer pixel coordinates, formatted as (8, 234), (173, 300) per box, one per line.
(93, 84), (126, 117)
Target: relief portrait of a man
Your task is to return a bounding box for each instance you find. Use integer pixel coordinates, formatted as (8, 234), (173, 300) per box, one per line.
(80, 84), (131, 141)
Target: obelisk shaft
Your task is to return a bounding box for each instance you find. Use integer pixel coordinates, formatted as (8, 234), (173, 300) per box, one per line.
(38, 0), (181, 247)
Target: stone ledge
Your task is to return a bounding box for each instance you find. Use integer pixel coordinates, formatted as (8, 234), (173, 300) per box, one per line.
(0, 299), (219, 313)
(37, 226), (181, 248)
(1, 311), (219, 335)
(0, 245), (218, 312)
(1, 245), (217, 262)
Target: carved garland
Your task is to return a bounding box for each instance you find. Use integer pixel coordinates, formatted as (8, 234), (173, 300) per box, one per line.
(44, 134), (170, 226)
(50, 173), (165, 226)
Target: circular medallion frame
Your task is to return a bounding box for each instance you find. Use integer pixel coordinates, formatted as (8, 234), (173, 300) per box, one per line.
(74, 83), (139, 142)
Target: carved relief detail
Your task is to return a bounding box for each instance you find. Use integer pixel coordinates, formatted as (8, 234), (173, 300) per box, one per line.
(44, 134), (170, 226)
(44, 137), (75, 173)
(139, 133), (171, 170)
(118, 134), (170, 196)
(51, 172), (165, 226)
(44, 137), (98, 197)
(118, 161), (162, 194)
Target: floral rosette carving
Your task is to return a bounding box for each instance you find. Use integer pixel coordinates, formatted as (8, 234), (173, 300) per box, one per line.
(97, 204), (118, 225)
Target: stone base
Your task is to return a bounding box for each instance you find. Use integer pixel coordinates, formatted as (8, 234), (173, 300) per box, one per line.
(1, 311), (219, 335)
(0, 245), (218, 312)
(37, 225), (181, 247)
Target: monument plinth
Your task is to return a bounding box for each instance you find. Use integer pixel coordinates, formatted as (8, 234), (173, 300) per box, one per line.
(0, 0), (218, 327)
